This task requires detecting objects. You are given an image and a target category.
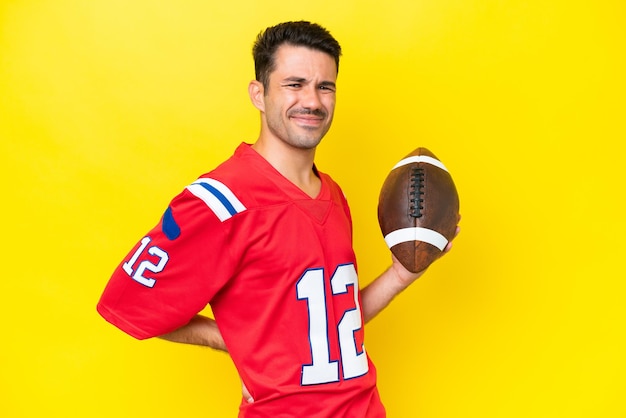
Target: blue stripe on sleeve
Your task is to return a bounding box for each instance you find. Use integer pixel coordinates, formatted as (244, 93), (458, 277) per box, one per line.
(198, 182), (238, 216)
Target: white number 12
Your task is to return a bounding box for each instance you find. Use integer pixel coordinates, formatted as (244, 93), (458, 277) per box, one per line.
(296, 264), (369, 386)
(122, 236), (169, 288)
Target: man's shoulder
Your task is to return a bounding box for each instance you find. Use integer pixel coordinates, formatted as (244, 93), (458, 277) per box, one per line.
(188, 144), (284, 212)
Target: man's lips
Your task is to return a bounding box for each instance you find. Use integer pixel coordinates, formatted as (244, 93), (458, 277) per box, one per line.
(292, 115), (323, 124)
(289, 109), (326, 126)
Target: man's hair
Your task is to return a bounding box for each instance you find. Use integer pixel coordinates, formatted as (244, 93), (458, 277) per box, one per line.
(252, 21), (342, 90)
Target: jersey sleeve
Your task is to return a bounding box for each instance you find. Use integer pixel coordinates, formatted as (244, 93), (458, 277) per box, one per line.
(97, 177), (243, 340)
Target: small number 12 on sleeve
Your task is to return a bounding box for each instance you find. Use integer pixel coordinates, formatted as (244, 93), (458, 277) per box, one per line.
(122, 236), (169, 288)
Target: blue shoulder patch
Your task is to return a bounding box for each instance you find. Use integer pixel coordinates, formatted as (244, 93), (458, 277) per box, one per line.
(162, 206), (181, 240)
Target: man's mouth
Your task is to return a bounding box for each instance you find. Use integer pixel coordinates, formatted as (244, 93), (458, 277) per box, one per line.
(289, 109), (326, 127)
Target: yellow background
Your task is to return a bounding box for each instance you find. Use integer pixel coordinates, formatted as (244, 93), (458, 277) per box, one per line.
(1, 0), (624, 417)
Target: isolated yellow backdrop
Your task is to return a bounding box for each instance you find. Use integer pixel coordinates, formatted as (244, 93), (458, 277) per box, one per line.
(1, 0), (625, 417)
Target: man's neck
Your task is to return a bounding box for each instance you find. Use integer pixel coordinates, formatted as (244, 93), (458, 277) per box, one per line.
(252, 138), (321, 198)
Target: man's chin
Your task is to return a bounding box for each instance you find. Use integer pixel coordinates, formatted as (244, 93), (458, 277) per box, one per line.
(287, 130), (327, 150)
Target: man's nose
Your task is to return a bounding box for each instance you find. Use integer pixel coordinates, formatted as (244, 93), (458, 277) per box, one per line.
(301, 86), (322, 110)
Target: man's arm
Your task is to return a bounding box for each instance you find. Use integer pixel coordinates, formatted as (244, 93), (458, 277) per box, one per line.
(361, 226), (459, 323)
(158, 315), (254, 403)
(360, 256), (423, 323)
(159, 314), (228, 352)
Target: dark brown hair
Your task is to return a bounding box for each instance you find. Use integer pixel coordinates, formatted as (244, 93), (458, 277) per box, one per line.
(252, 21), (342, 90)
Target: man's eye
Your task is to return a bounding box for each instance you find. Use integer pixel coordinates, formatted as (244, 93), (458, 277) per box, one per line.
(287, 83), (301, 88)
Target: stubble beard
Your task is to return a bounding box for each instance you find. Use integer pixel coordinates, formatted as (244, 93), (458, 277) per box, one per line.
(269, 108), (333, 151)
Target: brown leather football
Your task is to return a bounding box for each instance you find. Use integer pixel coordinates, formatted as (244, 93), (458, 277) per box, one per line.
(378, 147), (460, 273)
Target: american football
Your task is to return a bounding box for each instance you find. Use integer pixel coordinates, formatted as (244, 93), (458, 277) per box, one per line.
(378, 147), (460, 273)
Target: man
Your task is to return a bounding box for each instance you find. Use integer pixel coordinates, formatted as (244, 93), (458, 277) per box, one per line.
(98, 21), (456, 417)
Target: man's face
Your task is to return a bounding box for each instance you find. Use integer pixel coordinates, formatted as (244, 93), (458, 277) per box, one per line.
(261, 44), (337, 150)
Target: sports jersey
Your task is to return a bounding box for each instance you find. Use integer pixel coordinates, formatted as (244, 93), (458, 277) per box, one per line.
(97, 143), (386, 417)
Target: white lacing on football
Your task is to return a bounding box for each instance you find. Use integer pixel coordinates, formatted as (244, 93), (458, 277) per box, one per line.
(384, 227), (448, 251)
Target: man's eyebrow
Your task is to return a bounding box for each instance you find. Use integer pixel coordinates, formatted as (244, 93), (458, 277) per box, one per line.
(282, 77), (307, 83)
(282, 77), (336, 88)
(319, 81), (337, 89)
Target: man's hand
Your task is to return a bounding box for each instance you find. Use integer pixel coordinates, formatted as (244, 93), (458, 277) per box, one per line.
(361, 224), (460, 323)
(242, 381), (254, 404)
(389, 224), (460, 289)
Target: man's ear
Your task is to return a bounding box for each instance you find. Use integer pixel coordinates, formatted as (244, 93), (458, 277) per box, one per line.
(248, 80), (265, 112)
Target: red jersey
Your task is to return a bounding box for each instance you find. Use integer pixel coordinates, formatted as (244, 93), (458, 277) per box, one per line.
(97, 143), (385, 417)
